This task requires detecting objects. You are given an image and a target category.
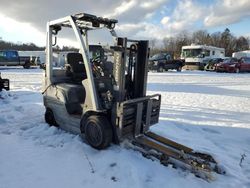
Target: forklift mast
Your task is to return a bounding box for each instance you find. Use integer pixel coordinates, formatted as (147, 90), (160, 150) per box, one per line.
(112, 38), (149, 102)
(111, 37), (161, 139)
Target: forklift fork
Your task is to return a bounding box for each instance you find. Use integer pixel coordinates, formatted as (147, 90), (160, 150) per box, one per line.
(134, 132), (224, 180)
(115, 94), (224, 181)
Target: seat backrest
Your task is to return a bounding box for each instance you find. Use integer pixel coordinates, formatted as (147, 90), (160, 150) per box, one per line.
(66, 53), (86, 73)
(66, 53), (87, 82)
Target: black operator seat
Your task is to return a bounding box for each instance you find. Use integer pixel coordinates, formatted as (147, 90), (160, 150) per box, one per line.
(62, 52), (87, 115)
(65, 53), (87, 83)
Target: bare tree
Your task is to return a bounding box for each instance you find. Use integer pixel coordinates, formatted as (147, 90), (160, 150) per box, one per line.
(210, 32), (222, 47)
(163, 37), (175, 55)
(149, 39), (156, 55)
(235, 36), (249, 51)
(175, 31), (191, 57)
(220, 28), (237, 56)
(191, 30), (211, 45)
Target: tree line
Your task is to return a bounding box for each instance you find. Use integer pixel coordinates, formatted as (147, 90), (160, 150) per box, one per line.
(0, 39), (78, 52)
(1, 28), (249, 57)
(150, 28), (250, 58)
(0, 40), (44, 51)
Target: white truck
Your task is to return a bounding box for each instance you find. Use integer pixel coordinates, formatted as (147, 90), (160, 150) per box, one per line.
(232, 50), (250, 59)
(181, 44), (225, 70)
(18, 50), (45, 66)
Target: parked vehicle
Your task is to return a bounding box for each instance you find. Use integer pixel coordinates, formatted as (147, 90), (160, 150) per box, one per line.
(148, 53), (184, 72)
(216, 58), (238, 73)
(205, 58), (224, 71)
(0, 50), (36, 69)
(181, 44), (225, 70)
(232, 50), (250, 59)
(215, 57), (250, 73)
(237, 57), (250, 72)
(18, 50), (45, 67)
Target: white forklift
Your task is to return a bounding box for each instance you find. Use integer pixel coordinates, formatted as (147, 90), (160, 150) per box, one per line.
(43, 13), (224, 180)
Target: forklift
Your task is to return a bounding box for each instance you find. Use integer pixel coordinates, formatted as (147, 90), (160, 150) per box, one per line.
(42, 13), (224, 180)
(0, 72), (10, 92)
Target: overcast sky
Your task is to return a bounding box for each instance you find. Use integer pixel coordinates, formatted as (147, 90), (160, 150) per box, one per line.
(0, 0), (250, 47)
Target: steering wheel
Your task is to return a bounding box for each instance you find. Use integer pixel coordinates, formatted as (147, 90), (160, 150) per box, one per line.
(91, 55), (104, 77)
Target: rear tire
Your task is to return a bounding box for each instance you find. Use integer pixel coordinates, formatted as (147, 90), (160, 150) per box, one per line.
(23, 61), (31, 69)
(235, 68), (240, 73)
(176, 66), (182, 72)
(45, 108), (58, 127)
(84, 115), (113, 150)
(157, 66), (164, 72)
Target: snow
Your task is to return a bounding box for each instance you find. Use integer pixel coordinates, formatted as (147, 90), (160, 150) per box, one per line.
(1, 67), (250, 188)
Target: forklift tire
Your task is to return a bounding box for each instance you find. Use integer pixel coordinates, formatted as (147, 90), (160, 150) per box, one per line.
(84, 115), (112, 150)
(45, 108), (58, 127)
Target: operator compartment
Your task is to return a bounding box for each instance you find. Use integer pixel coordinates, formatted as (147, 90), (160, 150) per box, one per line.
(88, 45), (114, 110)
(56, 83), (86, 115)
(45, 51), (87, 115)
(56, 52), (87, 115)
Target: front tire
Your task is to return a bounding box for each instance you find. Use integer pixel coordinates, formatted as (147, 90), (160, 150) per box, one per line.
(84, 115), (113, 150)
(45, 108), (58, 127)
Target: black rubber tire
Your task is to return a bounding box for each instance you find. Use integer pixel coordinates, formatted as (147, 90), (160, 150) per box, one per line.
(157, 66), (164, 72)
(176, 66), (182, 72)
(84, 115), (113, 150)
(40, 64), (46, 70)
(45, 108), (58, 127)
(23, 61), (31, 69)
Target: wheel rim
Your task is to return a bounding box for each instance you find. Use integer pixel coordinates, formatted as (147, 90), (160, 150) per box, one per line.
(236, 68), (239, 73)
(86, 122), (102, 146)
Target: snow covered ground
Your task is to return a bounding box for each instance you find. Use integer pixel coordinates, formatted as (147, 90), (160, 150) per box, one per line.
(1, 67), (250, 188)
